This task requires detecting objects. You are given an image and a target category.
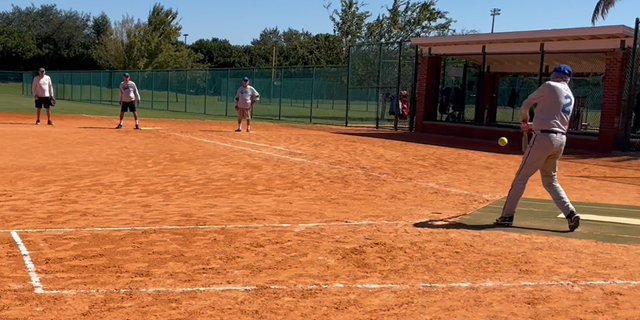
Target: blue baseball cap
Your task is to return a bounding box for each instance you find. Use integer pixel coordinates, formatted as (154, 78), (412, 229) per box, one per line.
(552, 65), (573, 78)
(123, 73), (130, 78)
(242, 77), (249, 82)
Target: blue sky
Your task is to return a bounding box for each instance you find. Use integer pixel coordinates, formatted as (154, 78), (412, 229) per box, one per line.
(3, 0), (640, 45)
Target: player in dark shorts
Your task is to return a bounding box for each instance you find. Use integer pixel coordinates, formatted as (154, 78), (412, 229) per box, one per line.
(116, 73), (141, 130)
(31, 67), (55, 125)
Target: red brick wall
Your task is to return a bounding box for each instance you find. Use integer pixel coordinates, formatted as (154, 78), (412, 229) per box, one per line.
(600, 50), (628, 152)
(415, 55), (441, 132)
(415, 56), (428, 132)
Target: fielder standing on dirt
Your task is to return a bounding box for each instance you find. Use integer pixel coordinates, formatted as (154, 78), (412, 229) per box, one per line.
(494, 65), (581, 232)
(116, 73), (141, 130)
(235, 77), (260, 132)
(31, 67), (55, 126)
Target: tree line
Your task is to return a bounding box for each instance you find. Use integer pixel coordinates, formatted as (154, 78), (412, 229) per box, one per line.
(0, 0), (477, 72)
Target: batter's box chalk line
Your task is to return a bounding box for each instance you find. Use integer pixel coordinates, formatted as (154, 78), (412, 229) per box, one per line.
(8, 228), (640, 295)
(0, 220), (411, 234)
(37, 280), (640, 295)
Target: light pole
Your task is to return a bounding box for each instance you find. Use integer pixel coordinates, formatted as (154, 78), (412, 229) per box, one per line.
(183, 33), (189, 44)
(490, 8), (501, 33)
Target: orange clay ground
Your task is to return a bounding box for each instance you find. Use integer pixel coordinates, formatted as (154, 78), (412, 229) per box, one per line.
(1, 112), (640, 319)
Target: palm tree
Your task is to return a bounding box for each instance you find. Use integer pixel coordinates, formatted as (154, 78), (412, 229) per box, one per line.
(591, 0), (619, 25)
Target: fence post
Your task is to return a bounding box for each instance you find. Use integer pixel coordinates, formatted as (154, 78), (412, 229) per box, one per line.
(109, 71), (112, 104)
(279, 67), (284, 120)
(376, 43), (383, 129)
(184, 70), (188, 112)
(225, 69), (230, 116)
(394, 42), (403, 131)
(99, 71), (102, 104)
(90, 71), (93, 103)
(474, 45), (487, 124)
(409, 45), (419, 132)
(167, 72), (171, 110)
(204, 70), (208, 114)
(151, 71), (155, 109)
(310, 67), (316, 123)
(332, 81), (336, 109)
(345, 45), (352, 127)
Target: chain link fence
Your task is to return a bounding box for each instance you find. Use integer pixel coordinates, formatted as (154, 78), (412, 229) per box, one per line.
(435, 52), (605, 135)
(0, 71), (23, 95)
(348, 41), (417, 131)
(15, 66), (355, 126)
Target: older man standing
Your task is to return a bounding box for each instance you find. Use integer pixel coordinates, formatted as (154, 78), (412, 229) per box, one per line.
(234, 77), (260, 132)
(31, 67), (55, 125)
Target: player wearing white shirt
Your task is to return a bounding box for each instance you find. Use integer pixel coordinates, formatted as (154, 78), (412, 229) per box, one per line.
(234, 77), (260, 132)
(116, 73), (141, 130)
(31, 67), (55, 125)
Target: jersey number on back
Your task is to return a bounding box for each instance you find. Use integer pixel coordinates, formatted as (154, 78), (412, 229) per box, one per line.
(561, 94), (573, 116)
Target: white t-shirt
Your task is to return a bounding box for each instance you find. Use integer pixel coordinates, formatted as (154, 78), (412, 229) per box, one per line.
(235, 85), (260, 109)
(32, 75), (54, 98)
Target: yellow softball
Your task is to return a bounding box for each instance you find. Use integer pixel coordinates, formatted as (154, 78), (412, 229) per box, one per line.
(498, 137), (508, 146)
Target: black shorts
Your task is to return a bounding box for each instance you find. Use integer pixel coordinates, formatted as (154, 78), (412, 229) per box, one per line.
(35, 97), (52, 109)
(121, 101), (136, 112)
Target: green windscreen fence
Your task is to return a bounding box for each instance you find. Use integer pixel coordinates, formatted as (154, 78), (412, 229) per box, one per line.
(16, 66), (369, 126)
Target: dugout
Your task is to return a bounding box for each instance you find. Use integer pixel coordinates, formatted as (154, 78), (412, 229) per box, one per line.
(410, 25), (636, 153)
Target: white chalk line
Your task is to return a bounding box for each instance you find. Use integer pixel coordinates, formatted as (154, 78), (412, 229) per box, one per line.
(169, 132), (500, 200)
(37, 280), (640, 295)
(0, 220), (409, 234)
(9, 231), (44, 294)
(209, 134), (303, 153)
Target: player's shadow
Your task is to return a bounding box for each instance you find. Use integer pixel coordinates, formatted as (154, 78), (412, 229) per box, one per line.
(78, 126), (117, 130)
(200, 129), (238, 133)
(413, 220), (572, 234)
(0, 122), (33, 126)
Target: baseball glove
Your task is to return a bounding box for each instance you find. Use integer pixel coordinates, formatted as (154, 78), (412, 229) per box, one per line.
(50, 97), (56, 107)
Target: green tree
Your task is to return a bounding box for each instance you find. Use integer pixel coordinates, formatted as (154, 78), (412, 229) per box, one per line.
(92, 15), (146, 70)
(364, 0), (454, 42)
(324, 0), (371, 52)
(92, 3), (197, 70)
(189, 38), (248, 67)
(0, 26), (39, 70)
(0, 4), (96, 70)
(90, 12), (113, 42)
(142, 3), (198, 69)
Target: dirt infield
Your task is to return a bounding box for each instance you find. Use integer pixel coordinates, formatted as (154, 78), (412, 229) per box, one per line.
(1, 113), (640, 319)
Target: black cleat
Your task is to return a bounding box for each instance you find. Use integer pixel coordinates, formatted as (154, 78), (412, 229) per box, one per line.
(135, 124), (140, 130)
(494, 216), (514, 227)
(35, 120), (40, 125)
(116, 124), (123, 129)
(47, 120), (53, 126)
(566, 211), (580, 232)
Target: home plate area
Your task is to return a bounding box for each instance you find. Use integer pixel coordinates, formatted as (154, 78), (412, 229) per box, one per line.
(7, 221), (640, 296)
(452, 198), (640, 245)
